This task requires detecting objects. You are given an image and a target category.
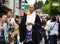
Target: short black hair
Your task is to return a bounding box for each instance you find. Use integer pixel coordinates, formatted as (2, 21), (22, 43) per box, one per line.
(0, 13), (3, 18)
(0, 13), (6, 18)
(1, 5), (12, 14)
(51, 16), (56, 22)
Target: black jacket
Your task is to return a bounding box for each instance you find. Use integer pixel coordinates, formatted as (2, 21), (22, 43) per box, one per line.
(20, 13), (41, 43)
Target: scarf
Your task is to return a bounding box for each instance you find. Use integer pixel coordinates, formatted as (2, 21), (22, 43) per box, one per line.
(26, 11), (36, 31)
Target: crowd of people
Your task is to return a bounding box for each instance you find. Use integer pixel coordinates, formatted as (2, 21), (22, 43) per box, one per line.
(0, 3), (20, 44)
(0, 3), (60, 44)
(20, 5), (60, 44)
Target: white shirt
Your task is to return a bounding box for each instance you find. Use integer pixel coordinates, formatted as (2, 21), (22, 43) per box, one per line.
(45, 21), (59, 35)
(26, 12), (36, 31)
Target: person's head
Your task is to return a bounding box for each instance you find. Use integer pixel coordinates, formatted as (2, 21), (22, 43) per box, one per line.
(39, 13), (43, 18)
(7, 11), (12, 18)
(51, 16), (56, 22)
(6, 9), (12, 18)
(55, 15), (60, 20)
(29, 5), (35, 13)
(1, 13), (7, 22)
(1, 5), (12, 18)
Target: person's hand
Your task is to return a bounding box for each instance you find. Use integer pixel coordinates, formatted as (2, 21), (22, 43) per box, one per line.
(13, 31), (17, 36)
(5, 38), (9, 43)
(41, 26), (45, 28)
(9, 31), (12, 35)
(0, 27), (4, 30)
(30, 23), (35, 26)
(27, 23), (31, 25)
(14, 25), (19, 29)
(27, 23), (35, 25)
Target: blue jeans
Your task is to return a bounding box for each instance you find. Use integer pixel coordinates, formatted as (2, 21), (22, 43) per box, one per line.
(14, 35), (19, 44)
(49, 35), (57, 44)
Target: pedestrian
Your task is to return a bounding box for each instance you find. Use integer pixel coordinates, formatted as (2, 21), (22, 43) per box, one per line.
(20, 5), (41, 44)
(45, 16), (59, 44)
(55, 15), (60, 41)
(14, 15), (20, 44)
(2, 7), (16, 44)
(0, 13), (6, 44)
(1, 13), (9, 44)
(41, 16), (48, 44)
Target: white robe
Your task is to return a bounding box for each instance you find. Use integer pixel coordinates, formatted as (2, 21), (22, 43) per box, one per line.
(26, 12), (36, 31)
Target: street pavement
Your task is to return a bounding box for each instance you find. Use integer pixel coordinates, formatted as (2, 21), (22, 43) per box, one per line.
(20, 39), (60, 44)
(19, 37), (60, 44)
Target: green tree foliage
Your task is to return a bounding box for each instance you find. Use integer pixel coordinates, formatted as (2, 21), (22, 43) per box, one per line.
(51, 0), (60, 15)
(45, 0), (50, 4)
(34, 1), (43, 10)
(41, 0), (60, 16)
(51, 6), (60, 15)
(51, 0), (60, 2)
(41, 3), (51, 14)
